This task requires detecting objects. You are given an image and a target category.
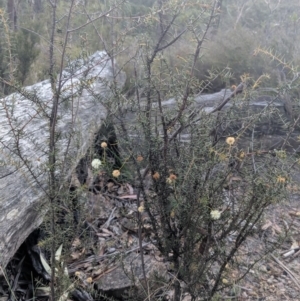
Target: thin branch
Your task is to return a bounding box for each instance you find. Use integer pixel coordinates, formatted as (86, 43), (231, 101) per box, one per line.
(167, 1), (220, 129)
(156, 28), (187, 53)
(270, 254), (300, 290)
(209, 82), (245, 114)
(149, 11), (181, 65)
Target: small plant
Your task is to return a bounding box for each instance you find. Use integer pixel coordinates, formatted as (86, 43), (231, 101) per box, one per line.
(109, 2), (295, 300)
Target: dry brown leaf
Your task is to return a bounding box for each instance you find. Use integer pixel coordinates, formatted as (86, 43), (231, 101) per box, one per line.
(71, 251), (82, 260)
(85, 266), (94, 273)
(272, 223), (282, 234)
(93, 266), (118, 281)
(83, 262), (92, 269)
(143, 243), (156, 251)
(291, 237), (299, 249)
(74, 271), (87, 281)
(126, 183), (134, 195)
(85, 167), (94, 188)
(72, 237), (81, 248)
(98, 246), (106, 256)
(118, 195), (138, 199)
(101, 228), (114, 235)
(127, 235), (134, 246)
(71, 247), (85, 260)
(92, 267), (105, 277)
(261, 220), (272, 231)
(289, 211), (300, 218)
(106, 182), (115, 192)
(117, 185), (126, 195)
(96, 233), (112, 238)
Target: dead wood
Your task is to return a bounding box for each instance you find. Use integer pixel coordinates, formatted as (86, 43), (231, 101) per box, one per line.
(0, 51), (125, 273)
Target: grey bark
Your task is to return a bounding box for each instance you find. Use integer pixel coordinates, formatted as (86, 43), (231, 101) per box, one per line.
(6, 0), (17, 30)
(0, 51), (125, 273)
(122, 88), (300, 152)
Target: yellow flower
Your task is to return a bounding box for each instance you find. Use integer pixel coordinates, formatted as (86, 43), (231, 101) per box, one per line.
(91, 159), (102, 169)
(210, 210), (221, 220)
(138, 205), (145, 213)
(86, 277), (93, 284)
(226, 137), (235, 146)
(101, 142), (108, 148)
(137, 155), (144, 162)
(275, 150), (286, 159)
(222, 278), (229, 284)
(153, 172), (160, 180)
(277, 176), (286, 184)
(167, 126), (174, 134)
(112, 170), (121, 178)
(239, 151), (245, 159)
(166, 173), (177, 184)
(170, 209), (175, 218)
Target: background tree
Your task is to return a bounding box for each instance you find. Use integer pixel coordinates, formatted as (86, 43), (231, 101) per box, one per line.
(14, 26), (40, 84)
(6, 0), (16, 30)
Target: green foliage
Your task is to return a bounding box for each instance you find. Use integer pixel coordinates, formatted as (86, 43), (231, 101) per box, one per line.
(14, 26), (40, 84)
(223, 0), (300, 63)
(116, 85), (290, 299)
(0, 8), (14, 95)
(0, 38), (9, 94)
(107, 3), (298, 299)
(0, 0), (299, 91)
(197, 28), (278, 90)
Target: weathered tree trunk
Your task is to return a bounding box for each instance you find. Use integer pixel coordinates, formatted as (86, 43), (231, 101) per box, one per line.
(0, 51), (125, 273)
(33, 0), (43, 14)
(7, 0), (17, 30)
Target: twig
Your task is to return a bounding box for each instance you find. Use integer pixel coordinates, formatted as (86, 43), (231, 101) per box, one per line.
(251, 128), (257, 174)
(67, 1), (125, 33)
(103, 192), (135, 201)
(209, 82), (245, 114)
(0, 266), (17, 300)
(292, 249), (300, 259)
(137, 186), (147, 288)
(11, 256), (25, 292)
(68, 243), (151, 273)
(85, 221), (99, 233)
(100, 207), (117, 229)
(270, 254), (300, 290)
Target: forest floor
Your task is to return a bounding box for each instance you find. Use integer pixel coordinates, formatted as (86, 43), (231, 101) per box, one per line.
(220, 191), (300, 301)
(1, 172), (300, 301)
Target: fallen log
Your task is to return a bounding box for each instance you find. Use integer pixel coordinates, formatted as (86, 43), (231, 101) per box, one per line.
(0, 51), (125, 273)
(121, 85), (300, 152)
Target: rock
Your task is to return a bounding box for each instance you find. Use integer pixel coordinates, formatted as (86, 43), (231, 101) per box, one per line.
(120, 88), (300, 153)
(0, 51), (125, 272)
(97, 252), (167, 297)
(194, 90), (300, 152)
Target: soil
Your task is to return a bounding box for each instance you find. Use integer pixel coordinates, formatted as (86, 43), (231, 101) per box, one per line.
(220, 192), (300, 301)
